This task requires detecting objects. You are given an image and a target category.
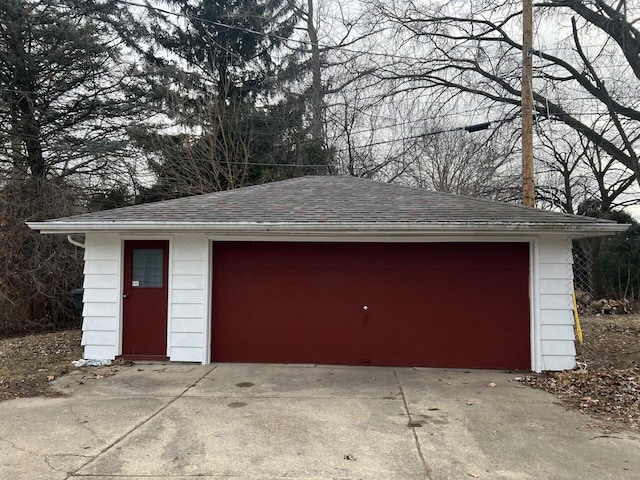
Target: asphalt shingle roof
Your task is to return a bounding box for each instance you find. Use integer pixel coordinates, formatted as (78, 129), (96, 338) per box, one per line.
(41, 175), (620, 228)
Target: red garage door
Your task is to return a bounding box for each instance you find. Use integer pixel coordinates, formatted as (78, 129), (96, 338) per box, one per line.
(211, 242), (530, 369)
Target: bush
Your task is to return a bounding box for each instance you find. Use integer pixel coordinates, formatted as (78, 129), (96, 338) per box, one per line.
(0, 179), (83, 335)
(597, 220), (640, 301)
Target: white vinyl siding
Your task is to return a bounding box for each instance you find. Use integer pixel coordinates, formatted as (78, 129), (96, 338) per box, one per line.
(537, 235), (576, 371)
(81, 234), (121, 360)
(168, 234), (208, 362)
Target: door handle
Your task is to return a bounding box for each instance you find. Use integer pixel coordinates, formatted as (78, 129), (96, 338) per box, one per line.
(123, 294), (128, 299)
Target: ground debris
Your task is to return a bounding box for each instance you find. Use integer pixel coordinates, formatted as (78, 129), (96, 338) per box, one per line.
(516, 313), (640, 432)
(71, 359), (111, 367)
(517, 368), (639, 431)
(0, 330), (82, 401)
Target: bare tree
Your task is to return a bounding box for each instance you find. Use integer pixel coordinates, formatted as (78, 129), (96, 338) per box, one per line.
(0, 179), (83, 333)
(369, 0), (640, 207)
(408, 124), (518, 199)
(286, 0), (387, 172)
(536, 125), (637, 213)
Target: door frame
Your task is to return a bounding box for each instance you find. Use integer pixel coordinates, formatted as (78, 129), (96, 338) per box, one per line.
(205, 235), (540, 370)
(117, 235), (173, 358)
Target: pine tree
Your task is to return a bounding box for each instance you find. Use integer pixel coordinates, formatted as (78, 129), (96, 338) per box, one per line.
(0, 0), (144, 331)
(134, 0), (331, 201)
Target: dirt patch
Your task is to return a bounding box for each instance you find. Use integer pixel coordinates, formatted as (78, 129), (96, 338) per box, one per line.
(0, 329), (82, 401)
(518, 314), (640, 432)
(577, 315), (640, 370)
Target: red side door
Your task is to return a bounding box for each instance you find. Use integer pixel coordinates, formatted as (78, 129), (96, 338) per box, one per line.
(122, 240), (169, 359)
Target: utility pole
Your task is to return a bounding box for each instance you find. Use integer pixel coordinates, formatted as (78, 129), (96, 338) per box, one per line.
(522, 0), (535, 207)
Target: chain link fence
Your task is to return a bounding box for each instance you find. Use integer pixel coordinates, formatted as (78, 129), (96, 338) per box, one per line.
(572, 239), (594, 296)
(573, 233), (640, 303)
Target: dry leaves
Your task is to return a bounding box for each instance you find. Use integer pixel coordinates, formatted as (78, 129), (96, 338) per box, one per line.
(516, 314), (640, 432)
(517, 369), (639, 431)
(0, 330), (82, 400)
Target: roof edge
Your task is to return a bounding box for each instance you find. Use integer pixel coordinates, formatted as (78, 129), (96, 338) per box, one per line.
(27, 221), (630, 236)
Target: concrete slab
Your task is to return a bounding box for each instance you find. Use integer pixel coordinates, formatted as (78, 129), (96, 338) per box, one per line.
(185, 363), (401, 399)
(397, 368), (640, 480)
(396, 368), (554, 406)
(1, 364), (639, 480)
(50, 363), (212, 397)
(72, 477), (335, 480)
(0, 439), (69, 480)
(77, 396), (422, 479)
(0, 396), (168, 478)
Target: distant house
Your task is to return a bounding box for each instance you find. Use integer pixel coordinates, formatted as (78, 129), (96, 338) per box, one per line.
(28, 176), (626, 371)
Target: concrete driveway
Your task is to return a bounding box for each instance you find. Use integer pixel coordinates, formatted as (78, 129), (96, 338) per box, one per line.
(1, 364), (638, 480)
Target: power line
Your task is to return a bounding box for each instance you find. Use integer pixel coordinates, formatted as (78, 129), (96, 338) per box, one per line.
(114, 0), (640, 76)
(113, 0), (415, 62)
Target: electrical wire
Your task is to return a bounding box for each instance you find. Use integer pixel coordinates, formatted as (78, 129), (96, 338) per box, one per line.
(113, 0), (640, 69)
(113, 0), (421, 62)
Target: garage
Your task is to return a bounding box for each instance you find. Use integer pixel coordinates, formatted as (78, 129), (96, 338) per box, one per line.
(211, 241), (531, 369)
(29, 175), (627, 371)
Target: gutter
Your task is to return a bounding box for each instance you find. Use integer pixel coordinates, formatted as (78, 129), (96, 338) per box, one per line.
(66, 235), (86, 249)
(27, 221), (630, 237)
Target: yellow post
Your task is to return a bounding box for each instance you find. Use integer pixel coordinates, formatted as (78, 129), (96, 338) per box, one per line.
(572, 291), (583, 344)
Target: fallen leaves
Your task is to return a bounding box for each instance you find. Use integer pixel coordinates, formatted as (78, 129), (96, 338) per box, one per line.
(517, 368), (640, 431)
(515, 314), (640, 432)
(0, 330), (82, 400)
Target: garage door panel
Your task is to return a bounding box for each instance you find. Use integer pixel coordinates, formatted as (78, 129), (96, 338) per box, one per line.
(212, 296), (367, 364)
(211, 242), (530, 369)
(365, 320), (530, 368)
(215, 267), (361, 300)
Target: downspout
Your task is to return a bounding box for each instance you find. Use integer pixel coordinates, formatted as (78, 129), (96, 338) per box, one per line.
(67, 235), (85, 249)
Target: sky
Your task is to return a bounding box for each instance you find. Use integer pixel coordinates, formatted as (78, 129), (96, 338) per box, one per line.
(627, 204), (640, 222)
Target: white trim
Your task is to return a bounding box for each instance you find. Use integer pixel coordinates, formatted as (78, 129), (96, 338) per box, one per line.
(206, 234), (540, 243)
(530, 238), (542, 372)
(203, 239), (213, 365)
(28, 220), (627, 236)
(116, 239), (124, 357)
(166, 239), (173, 359)
(204, 236), (541, 370)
